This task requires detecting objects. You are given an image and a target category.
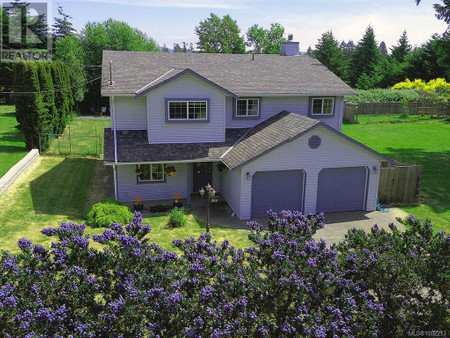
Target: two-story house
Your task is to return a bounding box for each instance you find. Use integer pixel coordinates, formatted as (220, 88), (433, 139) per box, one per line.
(101, 43), (392, 220)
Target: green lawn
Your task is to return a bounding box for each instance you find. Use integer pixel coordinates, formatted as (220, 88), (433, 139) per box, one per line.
(0, 156), (252, 254)
(143, 214), (253, 253)
(46, 117), (111, 157)
(0, 105), (27, 177)
(342, 115), (450, 232)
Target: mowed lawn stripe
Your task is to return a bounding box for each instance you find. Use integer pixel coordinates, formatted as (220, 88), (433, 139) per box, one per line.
(342, 116), (450, 232)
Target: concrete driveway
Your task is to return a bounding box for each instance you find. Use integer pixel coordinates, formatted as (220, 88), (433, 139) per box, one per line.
(191, 197), (407, 245)
(314, 208), (407, 245)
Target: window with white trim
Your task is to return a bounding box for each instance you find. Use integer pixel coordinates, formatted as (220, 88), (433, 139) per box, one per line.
(137, 164), (164, 182)
(312, 98), (334, 115)
(168, 100), (207, 120)
(236, 98), (259, 117)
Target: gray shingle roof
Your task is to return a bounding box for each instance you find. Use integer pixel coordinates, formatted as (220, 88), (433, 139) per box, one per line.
(104, 111), (393, 167)
(103, 128), (248, 164)
(221, 112), (320, 169)
(101, 51), (356, 97)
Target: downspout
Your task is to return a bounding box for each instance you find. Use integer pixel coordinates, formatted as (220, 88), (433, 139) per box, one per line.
(111, 96), (119, 200)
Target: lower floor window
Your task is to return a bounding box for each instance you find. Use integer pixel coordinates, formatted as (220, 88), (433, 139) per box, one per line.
(137, 164), (164, 182)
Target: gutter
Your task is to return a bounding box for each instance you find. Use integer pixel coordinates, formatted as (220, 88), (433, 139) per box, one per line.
(110, 96), (119, 200)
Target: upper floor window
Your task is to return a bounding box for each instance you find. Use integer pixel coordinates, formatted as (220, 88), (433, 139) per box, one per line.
(236, 98), (259, 117)
(311, 98), (334, 115)
(167, 100), (208, 121)
(137, 163), (164, 182)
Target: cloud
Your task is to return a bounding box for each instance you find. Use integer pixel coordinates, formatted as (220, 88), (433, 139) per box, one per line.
(279, 5), (448, 50)
(73, 0), (260, 9)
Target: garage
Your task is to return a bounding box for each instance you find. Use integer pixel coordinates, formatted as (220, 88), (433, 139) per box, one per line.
(316, 167), (368, 213)
(251, 170), (305, 218)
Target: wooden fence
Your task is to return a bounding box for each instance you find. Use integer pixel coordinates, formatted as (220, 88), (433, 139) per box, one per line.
(378, 165), (423, 204)
(343, 103), (357, 123)
(346, 101), (449, 116)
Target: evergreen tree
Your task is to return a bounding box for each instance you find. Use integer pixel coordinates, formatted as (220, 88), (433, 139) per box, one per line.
(52, 4), (75, 40)
(247, 23), (286, 54)
(349, 26), (381, 87)
(306, 46), (313, 56)
(379, 41), (388, 56)
(339, 40), (355, 83)
(51, 62), (74, 134)
(173, 43), (183, 53)
(391, 30), (411, 63)
(13, 62), (47, 150)
(416, 0), (450, 24)
(312, 31), (345, 78)
(405, 33), (450, 81)
(195, 13), (245, 53)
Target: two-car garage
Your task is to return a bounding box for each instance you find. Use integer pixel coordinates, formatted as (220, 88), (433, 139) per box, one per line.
(250, 167), (368, 217)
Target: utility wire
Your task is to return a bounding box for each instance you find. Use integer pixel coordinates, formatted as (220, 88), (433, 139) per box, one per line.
(0, 74), (107, 95)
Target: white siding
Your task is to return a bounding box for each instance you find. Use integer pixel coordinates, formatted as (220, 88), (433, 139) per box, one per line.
(146, 74), (227, 144)
(225, 96), (344, 131)
(237, 125), (381, 219)
(220, 168), (242, 217)
(114, 96), (147, 130)
(116, 163), (189, 202)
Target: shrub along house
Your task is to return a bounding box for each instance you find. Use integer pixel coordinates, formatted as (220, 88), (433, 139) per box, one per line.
(102, 43), (393, 220)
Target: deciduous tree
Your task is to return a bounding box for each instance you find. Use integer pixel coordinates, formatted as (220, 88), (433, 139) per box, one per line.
(246, 23), (286, 54)
(195, 13), (245, 53)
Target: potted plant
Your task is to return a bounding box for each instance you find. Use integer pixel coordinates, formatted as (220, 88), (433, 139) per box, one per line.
(173, 193), (183, 208)
(134, 197), (144, 212)
(165, 166), (177, 176)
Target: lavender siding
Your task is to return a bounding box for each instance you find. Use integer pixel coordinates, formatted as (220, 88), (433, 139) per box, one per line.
(236, 125), (381, 220)
(114, 96), (147, 130)
(219, 168), (242, 217)
(146, 73), (227, 144)
(116, 163), (188, 202)
(225, 96), (345, 131)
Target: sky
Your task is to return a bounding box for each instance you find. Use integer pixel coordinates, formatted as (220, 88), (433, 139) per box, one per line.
(51, 0), (448, 51)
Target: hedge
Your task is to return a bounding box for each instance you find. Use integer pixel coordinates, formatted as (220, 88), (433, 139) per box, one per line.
(13, 62), (74, 151)
(345, 88), (421, 104)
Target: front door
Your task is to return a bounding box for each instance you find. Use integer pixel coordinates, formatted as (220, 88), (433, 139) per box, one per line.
(193, 162), (213, 192)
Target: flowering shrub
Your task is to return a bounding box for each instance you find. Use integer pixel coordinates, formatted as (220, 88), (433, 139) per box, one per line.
(392, 78), (450, 95)
(0, 211), (447, 336)
(336, 216), (449, 335)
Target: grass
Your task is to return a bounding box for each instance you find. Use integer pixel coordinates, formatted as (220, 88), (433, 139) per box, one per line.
(46, 116), (111, 157)
(0, 156), (252, 254)
(0, 105), (27, 177)
(343, 115), (450, 232)
(142, 214), (253, 253)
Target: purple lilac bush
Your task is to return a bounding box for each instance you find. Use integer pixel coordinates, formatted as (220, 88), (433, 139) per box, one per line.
(0, 211), (448, 336)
